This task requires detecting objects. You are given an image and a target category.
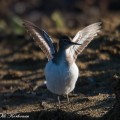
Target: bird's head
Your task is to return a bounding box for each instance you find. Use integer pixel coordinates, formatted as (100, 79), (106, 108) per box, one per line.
(59, 35), (80, 49)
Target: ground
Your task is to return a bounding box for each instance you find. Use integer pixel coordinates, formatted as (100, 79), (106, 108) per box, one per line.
(0, 13), (120, 120)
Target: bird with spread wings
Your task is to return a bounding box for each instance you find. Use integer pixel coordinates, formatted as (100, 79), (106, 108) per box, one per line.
(23, 21), (101, 61)
(23, 20), (101, 103)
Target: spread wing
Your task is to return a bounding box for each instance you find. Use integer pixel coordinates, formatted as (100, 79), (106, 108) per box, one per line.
(70, 22), (101, 59)
(23, 20), (55, 60)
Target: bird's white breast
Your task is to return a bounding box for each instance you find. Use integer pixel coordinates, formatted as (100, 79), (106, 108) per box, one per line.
(44, 60), (79, 95)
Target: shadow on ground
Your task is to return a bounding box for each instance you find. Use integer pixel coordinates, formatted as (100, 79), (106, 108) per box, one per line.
(18, 109), (98, 120)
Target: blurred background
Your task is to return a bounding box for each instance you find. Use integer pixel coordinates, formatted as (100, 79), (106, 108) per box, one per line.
(0, 0), (120, 35)
(0, 0), (120, 119)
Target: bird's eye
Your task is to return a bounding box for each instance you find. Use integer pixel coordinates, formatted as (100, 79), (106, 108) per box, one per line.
(63, 39), (68, 43)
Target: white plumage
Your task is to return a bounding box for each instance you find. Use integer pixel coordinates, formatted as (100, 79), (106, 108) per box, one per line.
(45, 49), (79, 95)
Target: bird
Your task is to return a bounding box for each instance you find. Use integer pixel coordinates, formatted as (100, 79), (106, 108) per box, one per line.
(23, 21), (101, 104)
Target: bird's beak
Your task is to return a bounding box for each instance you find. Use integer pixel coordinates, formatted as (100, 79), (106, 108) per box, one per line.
(69, 41), (81, 45)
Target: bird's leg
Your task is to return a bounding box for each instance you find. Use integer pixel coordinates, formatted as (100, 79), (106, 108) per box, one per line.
(58, 95), (61, 104)
(67, 94), (70, 103)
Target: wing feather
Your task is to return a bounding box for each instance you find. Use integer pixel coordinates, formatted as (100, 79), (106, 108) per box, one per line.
(23, 20), (55, 60)
(71, 22), (101, 59)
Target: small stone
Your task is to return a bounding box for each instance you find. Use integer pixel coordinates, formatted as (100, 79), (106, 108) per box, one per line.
(2, 105), (9, 110)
